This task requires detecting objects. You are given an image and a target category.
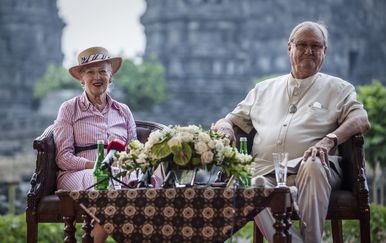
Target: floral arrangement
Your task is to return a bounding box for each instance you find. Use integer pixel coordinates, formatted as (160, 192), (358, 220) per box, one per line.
(115, 125), (254, 183)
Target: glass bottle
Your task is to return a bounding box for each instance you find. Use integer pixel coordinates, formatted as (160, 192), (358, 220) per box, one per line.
(239, 137), (251, 186)
(239, 137), (248, 154)
(93, 140), (109, 190)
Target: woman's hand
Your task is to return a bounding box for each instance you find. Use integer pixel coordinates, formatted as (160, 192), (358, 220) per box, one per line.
(85, 161), (95, 169)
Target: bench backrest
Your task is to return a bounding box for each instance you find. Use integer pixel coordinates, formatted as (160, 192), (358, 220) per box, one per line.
(32, 120), (166, 197)
(233, 125), (366, 192)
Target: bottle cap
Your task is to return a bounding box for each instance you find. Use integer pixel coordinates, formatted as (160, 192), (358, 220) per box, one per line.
(97, 140), (104, 144)
(240, 137), (247, 141)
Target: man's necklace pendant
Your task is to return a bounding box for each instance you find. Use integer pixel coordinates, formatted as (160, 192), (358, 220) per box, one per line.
(289, 104), (297, 113)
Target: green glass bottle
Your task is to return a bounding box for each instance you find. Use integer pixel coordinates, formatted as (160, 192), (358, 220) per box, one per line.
(239, 137), (248, 155)
(93, 140), (109, 190)
(239, 137), (251, 186)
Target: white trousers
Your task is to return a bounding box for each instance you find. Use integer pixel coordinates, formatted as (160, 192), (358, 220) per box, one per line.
(254, 157), (342, 243)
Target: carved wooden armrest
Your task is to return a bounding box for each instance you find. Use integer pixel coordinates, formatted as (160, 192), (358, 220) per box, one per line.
(27, 125), (55, 212)
(350, 134), (370, 212)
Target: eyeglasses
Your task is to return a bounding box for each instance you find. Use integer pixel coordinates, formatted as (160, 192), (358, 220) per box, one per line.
(292, 41), (325, 53)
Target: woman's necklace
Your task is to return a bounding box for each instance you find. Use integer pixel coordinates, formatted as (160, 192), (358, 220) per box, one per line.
(286, 74), (319, 114)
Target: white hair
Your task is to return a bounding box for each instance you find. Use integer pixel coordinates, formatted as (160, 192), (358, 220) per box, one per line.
(288, 21), (328, 47)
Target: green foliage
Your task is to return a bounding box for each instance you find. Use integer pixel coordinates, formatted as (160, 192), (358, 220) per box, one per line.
(34, 58), (167, 112)
(232, 204), (386, 242)
(357, 80), (386, 168)
(34, 63), (80, 102)
(0, 213), (115, 242)
(324, 204), (386, 243)
(114, 58), (167, 111)
(231, 221), (254, 242)
(1, 204), (385, 242)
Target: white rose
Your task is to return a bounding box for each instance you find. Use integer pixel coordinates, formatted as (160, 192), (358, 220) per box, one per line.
(207, 140), (215, 149)
(223, 146), (234, 158)
(180, 125), (200, 133)
(180, 132), (194, 143)
(167, 136), (182, 147)
(129, 140), (144, 150)
(195, 141), (209, 154)
(201, 151), (214, 164)
(214, 140), (224, 151)
(198, 132), (211, 143)
(137, 153), (148, 165)
(147, 130), (163, 145)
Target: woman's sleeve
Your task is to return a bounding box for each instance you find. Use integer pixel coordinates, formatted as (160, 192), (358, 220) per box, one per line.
(124, 104), (137, 141)
(54, 102), (89, 171)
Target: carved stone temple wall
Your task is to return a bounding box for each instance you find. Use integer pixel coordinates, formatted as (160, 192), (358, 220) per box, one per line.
(0, 0), (64, 144)
(138, 0), (386, 127)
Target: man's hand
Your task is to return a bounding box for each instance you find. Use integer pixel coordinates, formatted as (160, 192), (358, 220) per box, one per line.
(212, 120), (236, 144)
(217, 126), (236, 142)
(302, 137), (335, 167)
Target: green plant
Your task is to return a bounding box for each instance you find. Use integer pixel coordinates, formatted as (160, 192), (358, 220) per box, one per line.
(34, 63), (80, 103)
(1, 204), (385, 242)
(230, 204), (386, 242)
(357, 80), (386, 170)
(357, 80), (386, 204)
(114, 58), (167, 111)
(34, 58), (167, 112)
(0, 213), (115, 242)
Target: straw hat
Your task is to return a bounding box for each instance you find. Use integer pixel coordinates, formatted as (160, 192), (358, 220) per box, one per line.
(69, 46), (122, 80)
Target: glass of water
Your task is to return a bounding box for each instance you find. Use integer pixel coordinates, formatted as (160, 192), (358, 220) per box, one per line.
(111, 164), (123, 190)
(272, 152), (288, 187)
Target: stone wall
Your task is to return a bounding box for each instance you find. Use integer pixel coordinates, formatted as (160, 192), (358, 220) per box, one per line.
(139, 0), (386, 127)
(0, 0), (64, 140)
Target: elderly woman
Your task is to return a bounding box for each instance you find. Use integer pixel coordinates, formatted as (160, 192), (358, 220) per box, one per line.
(54, 46), (137, 242)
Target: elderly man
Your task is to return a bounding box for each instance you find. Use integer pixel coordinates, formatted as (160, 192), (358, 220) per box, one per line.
(213, 21), (370, 243)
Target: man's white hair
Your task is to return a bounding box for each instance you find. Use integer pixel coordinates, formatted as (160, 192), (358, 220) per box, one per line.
(288, 21), (329, 47)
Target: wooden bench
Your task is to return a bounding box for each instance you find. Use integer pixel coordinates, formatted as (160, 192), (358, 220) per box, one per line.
(233, 126), (371, 243)
(26, 120), (166, 243)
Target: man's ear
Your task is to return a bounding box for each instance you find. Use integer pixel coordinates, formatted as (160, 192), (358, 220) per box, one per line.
(287, 42), (292, 55)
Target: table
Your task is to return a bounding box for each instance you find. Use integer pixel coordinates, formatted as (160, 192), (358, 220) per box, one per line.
(56, 187), (292, 243)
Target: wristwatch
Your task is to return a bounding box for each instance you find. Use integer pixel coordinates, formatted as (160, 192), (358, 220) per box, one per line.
(325, 133), (338, 148)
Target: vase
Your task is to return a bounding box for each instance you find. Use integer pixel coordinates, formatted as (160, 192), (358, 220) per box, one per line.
(160, 164), (222, 188)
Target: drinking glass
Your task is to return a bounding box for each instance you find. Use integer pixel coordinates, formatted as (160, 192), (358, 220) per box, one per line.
(111, 165), (122, 190)
(272, 152), (288, 187)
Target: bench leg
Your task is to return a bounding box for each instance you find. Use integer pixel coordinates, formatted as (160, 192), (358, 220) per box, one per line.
(63, 215), (76, 243)
(82, 213), (93, 243)
(331, 219), (343, 243)
(253, 221), (264, 243)
(360, 216), (371, 243)
(26, 213), (38, 243)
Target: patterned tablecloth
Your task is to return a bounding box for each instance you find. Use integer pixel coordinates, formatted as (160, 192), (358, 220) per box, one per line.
(68, 187), (274, 242)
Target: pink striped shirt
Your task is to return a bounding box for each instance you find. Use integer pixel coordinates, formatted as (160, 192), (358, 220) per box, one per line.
(54, 91), (136, 190)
